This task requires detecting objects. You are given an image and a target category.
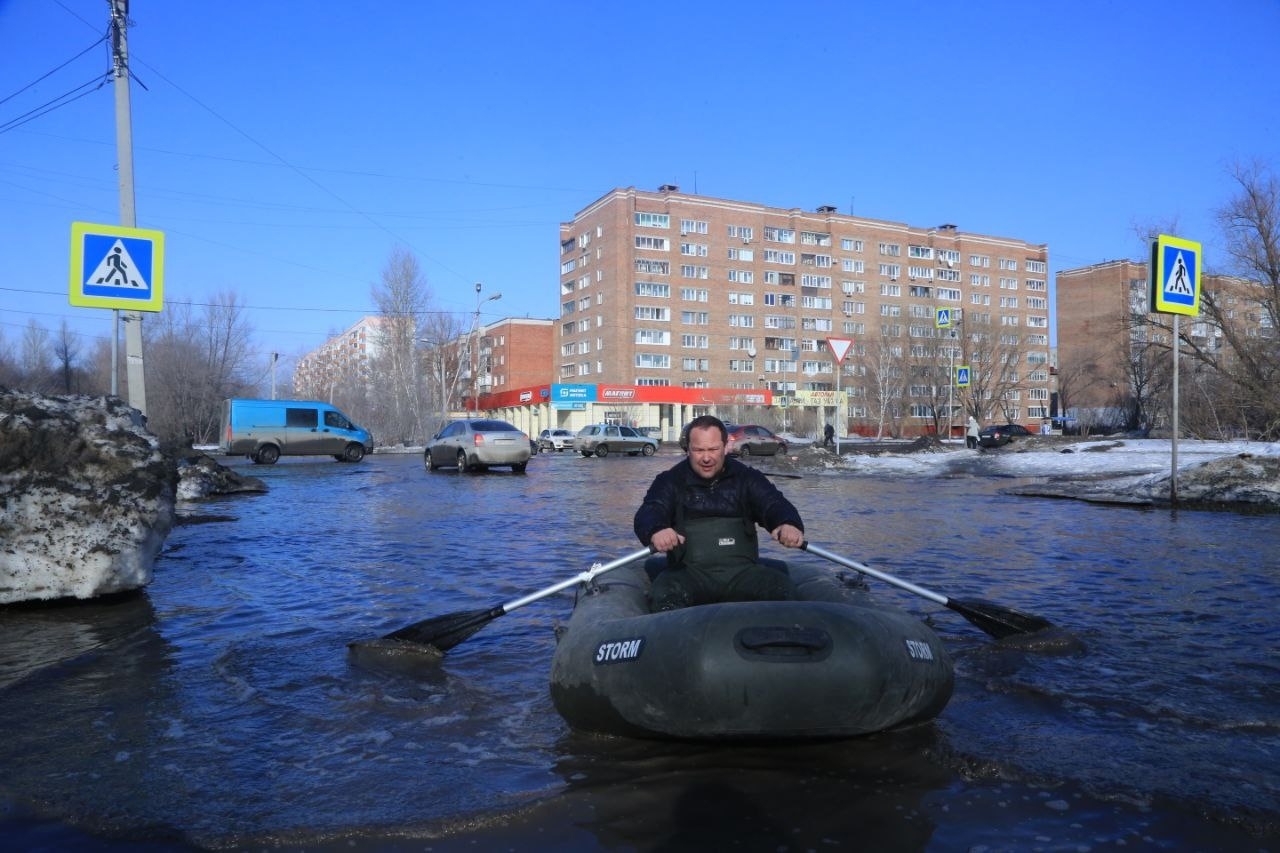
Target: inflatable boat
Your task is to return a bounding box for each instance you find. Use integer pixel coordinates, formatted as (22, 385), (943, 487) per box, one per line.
(549, 556), (954, 740)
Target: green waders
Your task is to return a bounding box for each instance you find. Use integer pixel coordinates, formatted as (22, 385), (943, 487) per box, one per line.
(648, 515), (796, 611)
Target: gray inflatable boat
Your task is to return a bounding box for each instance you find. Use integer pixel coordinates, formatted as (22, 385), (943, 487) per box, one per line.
(549, 557), (954, 740)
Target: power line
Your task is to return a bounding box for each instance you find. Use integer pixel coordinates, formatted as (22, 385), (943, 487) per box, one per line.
(0, 74), (111, 135)
(0, 35), (107, 108)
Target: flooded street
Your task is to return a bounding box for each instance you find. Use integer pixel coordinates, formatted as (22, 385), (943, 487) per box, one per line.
(1, 450), (1277, 851)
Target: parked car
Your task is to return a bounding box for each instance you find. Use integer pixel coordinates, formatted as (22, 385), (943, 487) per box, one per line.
(723, 424), (788, 457)
(424, 418), (532, 473)
(977, 423), (1033, 448)
(575, 424), (659, 457)
(538, 428), (576, 452)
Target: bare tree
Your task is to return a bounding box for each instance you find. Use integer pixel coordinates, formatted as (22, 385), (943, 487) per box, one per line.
(19, 320), (53, 393)
(857, 337), (908, 438)
(48, 321), (84, 393)
(143, 294), (258, 444)
(367, 248), (434, 445)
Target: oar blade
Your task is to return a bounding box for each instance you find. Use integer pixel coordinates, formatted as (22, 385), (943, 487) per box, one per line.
(948, 598), (1053, 639)
(383, 607), (502, 652)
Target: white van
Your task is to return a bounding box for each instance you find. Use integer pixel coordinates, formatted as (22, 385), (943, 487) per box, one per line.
(221, 398), (372, 464)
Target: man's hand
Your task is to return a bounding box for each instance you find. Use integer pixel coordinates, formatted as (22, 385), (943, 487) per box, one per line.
(650, 527), (684, 553)
(771, 523), (804, 548)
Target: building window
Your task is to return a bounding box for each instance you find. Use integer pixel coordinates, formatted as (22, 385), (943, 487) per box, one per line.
(635, 236), (669, 250)
(634, 212), (670, 228)
(727, 225), (754, 241)
(681, 311), (710, 324)
(728, 291), (755, 305)
(679, 218), (708, 234)
(635, 329), (670, 345)
(634, 306), (671, 321)
(764, 227), (796, 243)
(727, 269), (754, 283)
(680, 287), (709, 301)
(635, 353), (671, 368)
(680, 242), (709, 257)
(878, 242), (901, 257)
(634, 259), (670, 275)
(728, 247), (754, 261)
(764, 250), (796, 265)
(634, 281), (670, 298)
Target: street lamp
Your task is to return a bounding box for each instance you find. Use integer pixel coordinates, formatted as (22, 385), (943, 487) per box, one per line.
(472, 283), (501, 413)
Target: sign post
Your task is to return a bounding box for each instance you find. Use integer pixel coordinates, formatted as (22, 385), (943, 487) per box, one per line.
(1148, 234), (1203, 505)
(825, 337), (853, 454)
(936, 308), (957, 441)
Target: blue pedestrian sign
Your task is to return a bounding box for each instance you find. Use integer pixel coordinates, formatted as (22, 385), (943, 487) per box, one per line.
(955, 365), (971, 388)
(69, 222), (165, 312)
(1149, 234), (1201, 316)
(935, 307), (953, 328)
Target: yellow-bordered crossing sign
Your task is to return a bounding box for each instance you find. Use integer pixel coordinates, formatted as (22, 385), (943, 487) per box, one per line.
(1149, 234), (1201, 316)
(69, 221), (165, 312)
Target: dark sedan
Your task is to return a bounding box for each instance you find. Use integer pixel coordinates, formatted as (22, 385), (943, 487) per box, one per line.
(977, 423), (1033, 448)
(724, 424), (788, 457)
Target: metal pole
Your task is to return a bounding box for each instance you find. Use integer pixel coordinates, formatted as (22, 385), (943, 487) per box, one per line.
(1171, 314), (1180, 505)
(110, 0), (147, 415)
(835, 363), (842, 455)
(947, 331), (955, 443)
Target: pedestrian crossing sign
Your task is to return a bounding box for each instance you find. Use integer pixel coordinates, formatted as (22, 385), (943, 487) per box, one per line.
(956, 365), (970, 387)
(69, 221), (165, 312)
(1149, 234), (1201, 316)
(935, 307), (953, 328)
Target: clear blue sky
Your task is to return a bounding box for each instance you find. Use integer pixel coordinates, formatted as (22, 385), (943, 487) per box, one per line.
(3, 0), (1278, 366)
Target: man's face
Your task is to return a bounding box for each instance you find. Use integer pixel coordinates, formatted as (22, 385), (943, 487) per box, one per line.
(686, 426), (727, 480)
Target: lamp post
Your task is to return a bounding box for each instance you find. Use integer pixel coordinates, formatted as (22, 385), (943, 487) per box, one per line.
(471, 283), (501, 413)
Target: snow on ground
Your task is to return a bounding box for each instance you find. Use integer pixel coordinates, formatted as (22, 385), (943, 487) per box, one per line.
(812, 438), (1280, 479)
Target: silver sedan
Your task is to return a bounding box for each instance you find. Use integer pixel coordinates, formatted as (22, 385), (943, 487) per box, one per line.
(425, 419), (532, 473)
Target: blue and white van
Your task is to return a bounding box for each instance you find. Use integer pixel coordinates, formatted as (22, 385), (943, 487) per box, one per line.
(221, 398), (372, 464)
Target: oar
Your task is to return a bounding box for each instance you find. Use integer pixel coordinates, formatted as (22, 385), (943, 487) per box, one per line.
(377, 546), (654, 652)
(801, 541), (1053, 639)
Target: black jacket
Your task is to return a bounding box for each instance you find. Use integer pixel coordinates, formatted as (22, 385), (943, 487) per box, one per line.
(634, 456), (804, 546)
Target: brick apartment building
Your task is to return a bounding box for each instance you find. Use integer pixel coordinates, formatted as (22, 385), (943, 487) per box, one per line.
(1057, 258), (1256, 424)
(544, 185), (1052, 437)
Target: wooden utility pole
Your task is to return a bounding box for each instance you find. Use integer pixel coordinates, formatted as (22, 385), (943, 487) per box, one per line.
(110, 0), (147, 414)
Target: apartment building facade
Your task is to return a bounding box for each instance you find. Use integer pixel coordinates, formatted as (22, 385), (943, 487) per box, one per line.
(554, 185), (1053, 436)
(294, 315), (384, 401)
(1057, 259), (1261, 425)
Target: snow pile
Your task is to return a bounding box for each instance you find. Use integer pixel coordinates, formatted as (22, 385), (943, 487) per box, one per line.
(0, 388), (176, 603)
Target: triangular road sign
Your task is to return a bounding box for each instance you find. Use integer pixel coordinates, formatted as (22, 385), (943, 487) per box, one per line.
(826, 337), (854, 364)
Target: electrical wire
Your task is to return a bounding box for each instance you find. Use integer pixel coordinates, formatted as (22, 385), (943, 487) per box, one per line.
(0, 74), (110, 135)
(0, 36), (106, 108)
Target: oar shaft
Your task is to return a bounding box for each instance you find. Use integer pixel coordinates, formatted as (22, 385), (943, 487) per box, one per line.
(500, 547), (653, 613)
(802, 542), (948, 606)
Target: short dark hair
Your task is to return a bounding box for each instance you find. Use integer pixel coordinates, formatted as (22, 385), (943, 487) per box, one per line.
(680, 415), (728, 450)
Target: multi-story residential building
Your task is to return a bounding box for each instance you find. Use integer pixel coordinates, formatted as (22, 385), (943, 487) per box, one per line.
(552, 185), (1052, 436)
(1057, 258), (1264, 429)
(472, 316), (555, 399)
(294, 316), (384, 401)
